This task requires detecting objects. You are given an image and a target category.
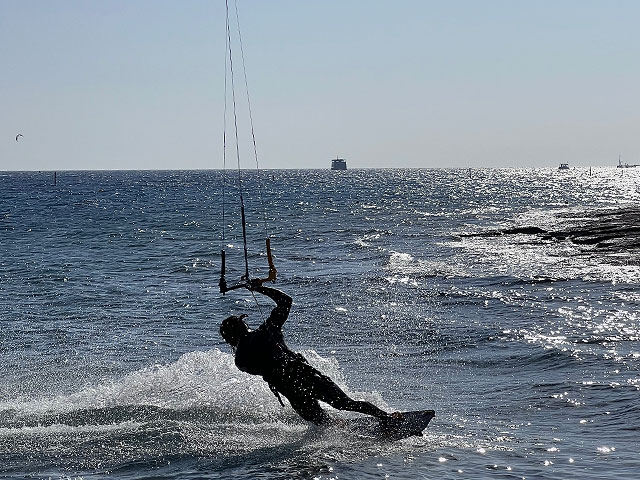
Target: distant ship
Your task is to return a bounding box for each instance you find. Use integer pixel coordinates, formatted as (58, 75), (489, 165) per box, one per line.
(331, 157), (347, 170)
(617, 155), (638, 168)
(558, 163), (569, 170)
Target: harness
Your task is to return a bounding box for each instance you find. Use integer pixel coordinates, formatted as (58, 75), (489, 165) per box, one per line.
(268, 382), (286, 407)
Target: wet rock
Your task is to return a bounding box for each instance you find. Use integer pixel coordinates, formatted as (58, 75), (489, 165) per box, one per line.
(463, 226), (547, 237)
(542, 208), (640, 251)
(464, 207), (640, 252)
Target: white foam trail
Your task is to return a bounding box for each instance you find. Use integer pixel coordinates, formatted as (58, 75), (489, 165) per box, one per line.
(1, 348), (387, 421)
(1, 349), (284, 421)
(0, 421), (142, 437)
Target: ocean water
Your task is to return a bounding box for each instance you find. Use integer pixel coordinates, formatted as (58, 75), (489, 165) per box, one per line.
(1, 168), (639, 479)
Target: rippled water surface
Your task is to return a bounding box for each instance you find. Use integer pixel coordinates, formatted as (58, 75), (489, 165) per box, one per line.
(1, 168), (639, 479)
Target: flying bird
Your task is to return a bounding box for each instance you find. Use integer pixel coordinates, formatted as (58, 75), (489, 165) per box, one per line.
(15, 134), (23, 142)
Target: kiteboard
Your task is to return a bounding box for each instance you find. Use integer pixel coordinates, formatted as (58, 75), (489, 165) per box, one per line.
(343, 409), (435, 441)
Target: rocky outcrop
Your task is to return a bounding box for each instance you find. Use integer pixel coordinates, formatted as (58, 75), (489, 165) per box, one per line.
(464, 207), (640, 252)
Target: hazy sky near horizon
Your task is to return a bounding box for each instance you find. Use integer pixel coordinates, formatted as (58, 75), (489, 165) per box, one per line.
(2, 0), (639, 171)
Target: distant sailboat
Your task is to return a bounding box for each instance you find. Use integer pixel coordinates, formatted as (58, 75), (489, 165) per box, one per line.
(617, 155), (638, 168)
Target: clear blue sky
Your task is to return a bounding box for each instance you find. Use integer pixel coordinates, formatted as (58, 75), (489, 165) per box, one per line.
(2, 0), (639, 170)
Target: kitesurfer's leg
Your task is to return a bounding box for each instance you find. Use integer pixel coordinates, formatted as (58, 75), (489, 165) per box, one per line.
(288, 396), (330, 425)
(309, 371), (388, 419)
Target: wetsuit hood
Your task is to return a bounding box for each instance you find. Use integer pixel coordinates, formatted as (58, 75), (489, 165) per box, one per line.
(220, 314), (249, 347)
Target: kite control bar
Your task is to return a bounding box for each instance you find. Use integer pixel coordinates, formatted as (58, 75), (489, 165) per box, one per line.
(219, 237), (277, 294)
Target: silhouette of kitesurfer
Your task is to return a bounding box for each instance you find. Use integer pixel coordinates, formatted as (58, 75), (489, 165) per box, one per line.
(220, 279), (391, 425)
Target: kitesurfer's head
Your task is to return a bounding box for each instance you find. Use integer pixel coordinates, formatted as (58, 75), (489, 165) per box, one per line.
(220, 314), (249, 347)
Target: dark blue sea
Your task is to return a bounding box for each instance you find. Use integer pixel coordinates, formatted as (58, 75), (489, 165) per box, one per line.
(1, 168), (639, 479)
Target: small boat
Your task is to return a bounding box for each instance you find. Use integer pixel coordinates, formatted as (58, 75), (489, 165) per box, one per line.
(331, 157), (347, 170)
(616, 155), (638, 168)
(558, 163), (569, 170)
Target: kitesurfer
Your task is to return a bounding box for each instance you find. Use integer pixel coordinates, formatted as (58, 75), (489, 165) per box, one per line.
(220, 279), (391, 425)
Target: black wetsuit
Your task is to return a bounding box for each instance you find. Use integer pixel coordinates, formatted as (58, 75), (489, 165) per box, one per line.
(233, 286), (387, 424)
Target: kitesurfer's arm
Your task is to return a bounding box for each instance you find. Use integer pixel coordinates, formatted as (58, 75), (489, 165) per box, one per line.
(247, 280), (292, 329)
